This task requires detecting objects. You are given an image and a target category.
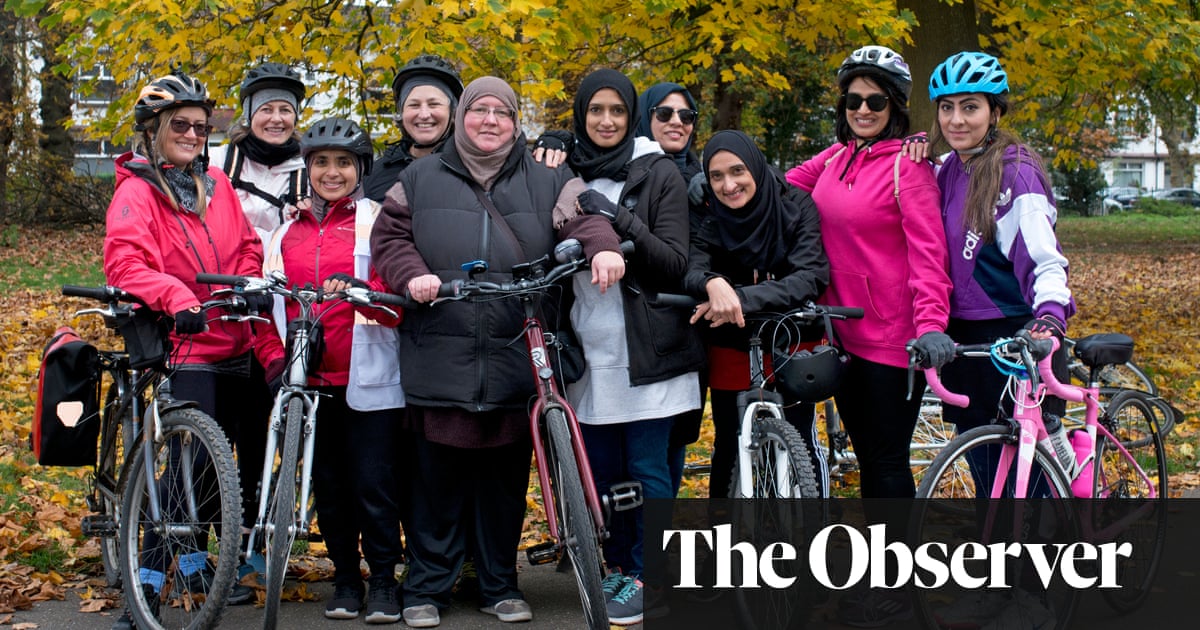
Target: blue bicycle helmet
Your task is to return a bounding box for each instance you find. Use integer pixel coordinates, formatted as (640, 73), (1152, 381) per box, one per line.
(928, 52), (1009, 100)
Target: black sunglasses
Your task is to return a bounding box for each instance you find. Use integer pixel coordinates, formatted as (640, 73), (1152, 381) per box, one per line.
(168, 119), (213, 137)
(650, 106), (698, 125)
(844, 93), (889, 112)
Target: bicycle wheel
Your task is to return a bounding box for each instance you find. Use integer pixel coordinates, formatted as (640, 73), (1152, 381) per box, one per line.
(264, 397), (304, 629)
(543, 408), (607, 630)
(729, 416), (819, 499)
(98, 384), (135, 587)
(912, 425), (1078, 630)
(119, 407), (241, 630)
(910, 392), (950, 484)
(1094, 390), (1167, 613)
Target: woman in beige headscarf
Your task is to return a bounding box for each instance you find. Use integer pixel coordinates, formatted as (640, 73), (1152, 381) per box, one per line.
(370, 76), (625, 627)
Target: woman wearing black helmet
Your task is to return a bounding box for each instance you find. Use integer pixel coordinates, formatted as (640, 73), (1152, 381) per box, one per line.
(263, 117), (406, 623)
(784, 45), (953, 626)
(105, 70), (285, 630)
(684, 130), (830, 500)
(209, 62), (308, 246)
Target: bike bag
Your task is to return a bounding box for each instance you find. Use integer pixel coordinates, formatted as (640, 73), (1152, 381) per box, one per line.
(32, 326), (101, 466)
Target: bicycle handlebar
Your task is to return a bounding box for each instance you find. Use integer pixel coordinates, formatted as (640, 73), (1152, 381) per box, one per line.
(913, 334), (1068, 409)
(647, 293), (866, 322)
(197, 272), (406, 318)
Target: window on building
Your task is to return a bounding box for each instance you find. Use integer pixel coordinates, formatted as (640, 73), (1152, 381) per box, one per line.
(1112, 161), (1143, 188)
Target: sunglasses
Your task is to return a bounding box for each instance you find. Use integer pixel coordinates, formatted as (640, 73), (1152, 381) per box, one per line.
(844, 93), (889, 112)
(650, 106), (698, 125)
(168, 119), (213, 137)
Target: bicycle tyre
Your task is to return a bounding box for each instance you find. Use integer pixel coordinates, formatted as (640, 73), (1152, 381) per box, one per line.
(910, 392), (951, 483)
(912, 425), (1079, 630)
(264, 397), (304, 629)
(729, 416), (819, 499)
(1094, 390), (1167, 613)
(119, 407), (241, 630)
(98, 384), (132, 587)
(543, 408), (607, 630)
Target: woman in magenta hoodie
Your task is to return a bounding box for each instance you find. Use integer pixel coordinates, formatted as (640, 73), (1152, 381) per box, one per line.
(785, 43), (954, 627)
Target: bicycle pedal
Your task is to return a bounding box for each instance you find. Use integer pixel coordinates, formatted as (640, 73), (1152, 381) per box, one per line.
(525, 541), (559, 566)
(81, 514), (118, 537)
(606, 481), (643, 512)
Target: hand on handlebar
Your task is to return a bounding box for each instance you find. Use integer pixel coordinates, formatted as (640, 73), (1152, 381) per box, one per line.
(589, 250), (625, 294)
(174, 307), (207, 335)
(912, 331), (955, 368)
(323, 272), (367, 293)
(407, 274), (443, 303)
(692, 277), (744, 328)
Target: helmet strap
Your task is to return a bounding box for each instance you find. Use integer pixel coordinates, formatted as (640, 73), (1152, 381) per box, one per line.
(955, 126), (997, 159)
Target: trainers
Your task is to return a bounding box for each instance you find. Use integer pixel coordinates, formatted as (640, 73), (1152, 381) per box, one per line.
(364, 578), (402, 624)
(402, 604), (441, 628)
(934, 591), (1010, 629)
(979, 591), (1055, 630)
(602, 571), (626, 602)
(480, 598), (534, 623)
(111, 584), (160, 630)
(837, 587), (913, 628)
(324, 583), (364, 620)
(607, 578), (644, 626)
(179, 563), (254, 605)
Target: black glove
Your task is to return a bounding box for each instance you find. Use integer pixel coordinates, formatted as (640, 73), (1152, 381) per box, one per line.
(1023, 314), (1065, 338)
(901, 132), (929, 147)
(173, 308), (207, 335)
(325, 272), (368, 290)
(241, 292), (274, 314)
(535, 130), (574, 155)
(577, 189), (634, 235)
(913, 331), (955, 369)
(688, 171), (709, 206)
(264, 357), (286, 396)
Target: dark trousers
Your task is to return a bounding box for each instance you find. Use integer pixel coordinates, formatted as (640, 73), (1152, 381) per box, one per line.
(832, 354), (924, 499)
(708, 389), (821, 499)
(311, 386), (404, 586)
(400, 434), (531, 609)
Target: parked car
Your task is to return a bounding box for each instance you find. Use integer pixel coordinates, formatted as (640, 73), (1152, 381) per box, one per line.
(1100, 186), (1141, 212)
(1148, 187), (1200, 207)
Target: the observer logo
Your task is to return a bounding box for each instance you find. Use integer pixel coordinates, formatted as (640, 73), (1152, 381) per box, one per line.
(665, 523), (1132, 590)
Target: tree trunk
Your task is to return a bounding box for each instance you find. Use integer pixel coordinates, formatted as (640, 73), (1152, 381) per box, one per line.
(1159, 125), (1195, 188)
(898, 0), (979, 136)
(37, 7), (73, 162)
(0, 7), (18, 223)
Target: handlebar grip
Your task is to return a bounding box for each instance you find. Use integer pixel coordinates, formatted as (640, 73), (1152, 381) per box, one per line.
(196, 273), (249, 286)
(619, 240), (636, 256)
(62, 285), (115, 301)
(649, 292), (699, 308)
(437, 280), (463, 298)
(368, 291), (408, 307)
(822, 305), (864, 319)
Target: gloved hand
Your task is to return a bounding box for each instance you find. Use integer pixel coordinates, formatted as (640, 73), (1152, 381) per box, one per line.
(173, 308), (207, 335)
(534, 130), (574, 154)
(324, 272), (368, 290)
(576, 189), (634, 235)
(1023, 314), (1065, 339)
(688, 171), (709, 206)
(264, 357), (286, 396)
(241, 292), (274, 314)
(913, 331), (955, 369)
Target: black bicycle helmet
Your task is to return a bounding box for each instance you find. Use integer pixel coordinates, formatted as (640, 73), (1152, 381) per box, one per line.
(837, 45), (913, 102)
(134, 71), (213, 129)
(390, 54), (464, 105)
(240, 62), (306, 104)
(772, 344), (848, 403)
(301, 117), (374, 176)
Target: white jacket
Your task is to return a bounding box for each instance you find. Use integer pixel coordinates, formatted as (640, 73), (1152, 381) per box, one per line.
(210, 144), (306, 247)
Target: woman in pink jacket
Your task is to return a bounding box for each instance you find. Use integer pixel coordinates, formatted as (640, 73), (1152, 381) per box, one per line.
(784, 46), (953, 625)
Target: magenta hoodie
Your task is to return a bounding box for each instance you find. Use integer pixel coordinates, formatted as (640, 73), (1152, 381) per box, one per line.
(786, 139), (951, 368)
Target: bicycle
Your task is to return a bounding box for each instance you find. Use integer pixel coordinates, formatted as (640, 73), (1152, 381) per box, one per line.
(195, 270), (405, 629)
(911, 331), (1168, 627)
(62, 285), (242, 630)
(822, 389), (951, 491)
(411, 239), (640, 630)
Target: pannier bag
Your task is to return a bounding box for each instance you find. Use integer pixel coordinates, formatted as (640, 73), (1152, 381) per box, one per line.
(32, 326), (101, 466)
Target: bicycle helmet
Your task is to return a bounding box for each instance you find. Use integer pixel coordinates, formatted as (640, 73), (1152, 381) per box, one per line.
(837, 45), (913, 101)
(391, 54), (464, 105)
(928, 51), (1009, 100)
(301, 117), (374, 176)
(240, 62), (306, 104)
(772, 344), (848, 403)
(134, 71), (213, 129)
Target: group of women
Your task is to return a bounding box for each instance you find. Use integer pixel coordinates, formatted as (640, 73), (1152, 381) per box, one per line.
(101, 43), (1072, 629)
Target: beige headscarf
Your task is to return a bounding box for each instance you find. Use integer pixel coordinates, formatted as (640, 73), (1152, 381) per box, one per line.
(453, 76), (520, 191)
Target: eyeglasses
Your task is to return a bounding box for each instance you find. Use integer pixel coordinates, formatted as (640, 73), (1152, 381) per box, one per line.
(168, 119), (213, 137)
(465, 105), (516, 120)
(844, 93), (889, 112)
(650, 106), (698, 125)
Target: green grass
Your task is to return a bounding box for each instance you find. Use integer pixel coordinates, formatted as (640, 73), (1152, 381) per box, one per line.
(1059, 212), (1200, 253)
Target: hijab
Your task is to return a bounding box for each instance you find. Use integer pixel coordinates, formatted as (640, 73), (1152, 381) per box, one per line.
(703, 130), (792, 270)
(568, 68), (639, 182)
(398, 76), (460, 149)
(453, 76), (520, 191)
(635, 82), (698, 174)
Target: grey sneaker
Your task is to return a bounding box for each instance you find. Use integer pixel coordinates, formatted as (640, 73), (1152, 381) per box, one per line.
(607, 577), (644, 626)
(480, 598), (533, 622)
(364, 578), (402, 624)
(324, 583), (364, 620)
(402, 604), (441, 628)
(602, 572), (626, 602)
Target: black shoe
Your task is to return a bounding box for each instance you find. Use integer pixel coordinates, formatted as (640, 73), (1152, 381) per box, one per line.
(325, 582), (365, 620)
(364, 577), (402, 624)
(180, 564), (254, 606)
(112, 584), (159, 630)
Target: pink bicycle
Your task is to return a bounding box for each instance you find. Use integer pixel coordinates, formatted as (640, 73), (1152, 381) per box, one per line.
(911, 332), (1167, 627)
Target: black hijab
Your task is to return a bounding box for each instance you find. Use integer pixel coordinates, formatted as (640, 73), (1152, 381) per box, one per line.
(636, 82), (700, 177)
(568, 68), (639, 181)
(703, 130), (792, 270)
